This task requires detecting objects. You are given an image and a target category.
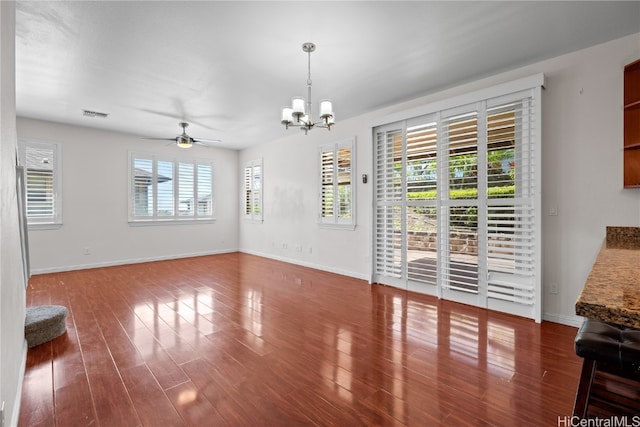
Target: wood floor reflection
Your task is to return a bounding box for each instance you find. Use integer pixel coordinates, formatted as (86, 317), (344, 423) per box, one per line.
(19, 253), (581, 426)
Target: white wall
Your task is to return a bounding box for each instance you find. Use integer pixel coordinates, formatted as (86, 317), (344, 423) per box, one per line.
(240, 121), (374, 279)
(239, 33), (640, 326)
(17, 118), (240, 273)
(0, 2), (27, 426)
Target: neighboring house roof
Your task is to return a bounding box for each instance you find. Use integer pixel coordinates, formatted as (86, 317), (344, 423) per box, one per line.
(134, 168), (172, 185)
(179, 195), (212, 204)
(24, 148), (53, 172)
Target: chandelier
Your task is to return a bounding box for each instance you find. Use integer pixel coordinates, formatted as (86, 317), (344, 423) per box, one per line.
(281, 42), (334, 134)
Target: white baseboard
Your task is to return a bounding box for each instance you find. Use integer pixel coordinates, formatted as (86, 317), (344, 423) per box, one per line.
(30, 248), (238, 275)
(543, 312), (584, 327)
(8, 340), (28, 427)
(239, 249), (370, 281)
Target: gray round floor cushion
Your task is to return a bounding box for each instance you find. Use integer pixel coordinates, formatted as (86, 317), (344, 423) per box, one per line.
(25, 305), (68, 348)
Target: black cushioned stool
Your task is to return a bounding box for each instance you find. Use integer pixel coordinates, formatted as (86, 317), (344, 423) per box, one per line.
(25, 305), (68, 348)
(573, 318), (640, 417)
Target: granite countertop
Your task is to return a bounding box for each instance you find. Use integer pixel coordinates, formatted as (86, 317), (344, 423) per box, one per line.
(575, 226), (640, 329)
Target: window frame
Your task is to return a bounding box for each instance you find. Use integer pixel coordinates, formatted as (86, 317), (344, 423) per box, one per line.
(318, 137), (356, 230)
(243, 158), (263, 223)
(128, 151), (215, 225)
(18, 139), (63, 229)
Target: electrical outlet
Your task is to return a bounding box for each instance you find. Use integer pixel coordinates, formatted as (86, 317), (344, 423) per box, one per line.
(550, 282), (559, 294)
(83, 247), (91, 255)
(282, 243), (287, 249)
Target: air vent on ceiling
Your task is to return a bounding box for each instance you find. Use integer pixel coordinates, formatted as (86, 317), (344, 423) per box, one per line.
(82, 109), (109, 118)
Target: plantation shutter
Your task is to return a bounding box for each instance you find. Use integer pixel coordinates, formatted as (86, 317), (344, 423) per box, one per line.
(440, 109), (481, 303)
(130, 153), (214, 222)
(318, 139), (355, 228)
(197, 163), (214, 217)
(372, 74), (543, 321)
(243, 160), (262, 221)
(485, 92), (538, 318)
(374, 125), (404, 284)
(157, 160), (174, 217)
(337, 146), (352, 221)
(244, 166), (252, 216)
(178, 162), (195, 216)
(23, 143), (59, 224)
(132, 156), (154, 217)
(320, 149), (334, 220)
(406, 116), (439, 292)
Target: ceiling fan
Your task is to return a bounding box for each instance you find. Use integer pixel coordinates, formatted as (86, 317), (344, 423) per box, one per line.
(144, 122), (221, 148)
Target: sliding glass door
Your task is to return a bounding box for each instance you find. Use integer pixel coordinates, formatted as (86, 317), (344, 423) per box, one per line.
(374, 84), (541, 320)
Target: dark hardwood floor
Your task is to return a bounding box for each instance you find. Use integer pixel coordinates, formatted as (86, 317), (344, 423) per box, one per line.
(19, 253), (582, 426)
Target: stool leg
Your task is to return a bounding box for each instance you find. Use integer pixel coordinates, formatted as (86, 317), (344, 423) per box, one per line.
(573, 358), (596, 418)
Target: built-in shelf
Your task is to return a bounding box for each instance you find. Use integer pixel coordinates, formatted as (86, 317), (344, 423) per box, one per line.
(625, 100), (640, 110)
(624, 58), (640, 188)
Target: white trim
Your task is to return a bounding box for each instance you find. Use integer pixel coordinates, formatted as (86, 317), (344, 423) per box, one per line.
(543, 312), (583, 328)
(29, 249), (236, 275)
(533, 84), (543, 323)
(128, 218), (216, 226)
(10, 340), (28, 427)
(240, 249), (370, 281)
(318, 223), (356, 231)
(27, 223), (63, 231)
(372, 73), (545, 128)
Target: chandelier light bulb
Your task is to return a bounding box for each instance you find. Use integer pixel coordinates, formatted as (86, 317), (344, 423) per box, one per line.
(320, 100), (333, 118)
(281, 107), (293, 126)
(291, 97), (306, 119)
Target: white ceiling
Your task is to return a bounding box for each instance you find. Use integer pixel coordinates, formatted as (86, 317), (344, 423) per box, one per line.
(15, 1), (640, 150)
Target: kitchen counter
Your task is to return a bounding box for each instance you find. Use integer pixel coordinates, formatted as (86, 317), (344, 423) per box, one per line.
(575, 226), (640, 329)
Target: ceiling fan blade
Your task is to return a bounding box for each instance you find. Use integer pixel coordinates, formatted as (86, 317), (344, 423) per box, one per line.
(142, 137), (178, 141)
(138, 108), (223, 132)
(193, 138), (221, 144)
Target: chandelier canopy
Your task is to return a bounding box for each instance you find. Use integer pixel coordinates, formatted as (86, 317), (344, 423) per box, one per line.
(281, 42), (334, 134)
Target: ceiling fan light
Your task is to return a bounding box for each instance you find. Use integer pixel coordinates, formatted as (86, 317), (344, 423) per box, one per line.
(177, 136), (192, 148)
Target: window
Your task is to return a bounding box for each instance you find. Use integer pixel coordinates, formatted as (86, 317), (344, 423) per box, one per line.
(129, 153), (214, 222)
(373, 75), (543, 321)
(18, 140), (62, 227)
(243, 159), (263, 222)
(319, 137), (355, 229)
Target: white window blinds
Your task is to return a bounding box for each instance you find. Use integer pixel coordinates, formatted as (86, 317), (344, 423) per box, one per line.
(373, 75), (542, 321)
(18, 140), (62, 225)
(319, 138), (355, 229)
(485, 96), (537, 309)
(375, 127), (403, 281)
(130, 153), (214, 222)
(243, 159), (263, 222)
